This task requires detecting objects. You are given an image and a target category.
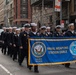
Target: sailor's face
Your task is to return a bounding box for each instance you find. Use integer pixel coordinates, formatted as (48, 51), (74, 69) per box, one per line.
(9, 29), (12, 32)
(31, 26), (37, 32)
(70, 25), (74, 30)
(47, 29), (50, 32)
(16, 30), (20, 34)
(25, 27), (29, 32)
(56, 28), (61, 32)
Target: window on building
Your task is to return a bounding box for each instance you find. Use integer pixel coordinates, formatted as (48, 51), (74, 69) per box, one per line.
(6, 0), (10, 5)
(16, 0), (17, 19)
(20, 0), (28, 18)
(21, 14), (28, 18)
(10, 4), (12, 17)
(21, 7), (27, 11)
(22, 0), (26, 4)
(74, 0), (76, 11)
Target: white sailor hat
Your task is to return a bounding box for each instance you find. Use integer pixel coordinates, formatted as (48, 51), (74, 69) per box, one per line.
(3, 27), (6, 29)
(40, 26), (46, 29)
(68, 23), (74, 27)
(55, 25), (61, 29)
(16, 28), (20, 31)
(13, 27), (17, 29)
(23, 23), (30, 27)
(31, 23), (37, 27)
(6, 27), (9, 29)
(9, 27), (12, 29)
(18, 27), (21, 29)
(46, 27), (50, 29)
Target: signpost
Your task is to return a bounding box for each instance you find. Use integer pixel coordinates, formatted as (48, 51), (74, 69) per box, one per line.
(55, 0), (61, 12)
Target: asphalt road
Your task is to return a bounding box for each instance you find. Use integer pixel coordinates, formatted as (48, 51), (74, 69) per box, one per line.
(0, 48), (76, 75)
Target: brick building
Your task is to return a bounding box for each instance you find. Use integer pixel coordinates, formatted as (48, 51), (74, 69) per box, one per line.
(70, 0), (76, 24)
(0, 0), (75, 27)
(13, 0), (31, 26)
(4, 0), (31, 27)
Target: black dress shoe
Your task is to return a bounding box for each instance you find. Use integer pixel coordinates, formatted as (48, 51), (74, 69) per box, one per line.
(29, 67), (32, 70)
(65, 63), (70, 68)
(34, 70), (39, 73)
(10, 55), (12, 58)
(4, 52), (6, 55)
(13, 58), (15, 61)
(19, 63), (22, 66)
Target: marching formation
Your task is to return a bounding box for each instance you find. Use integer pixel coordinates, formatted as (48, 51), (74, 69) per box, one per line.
(1, 22), (76, 73)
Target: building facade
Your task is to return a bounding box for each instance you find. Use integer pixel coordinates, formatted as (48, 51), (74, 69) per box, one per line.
(70, 0), (76, 24)
(31, 0), (54, 27)
(1, 0), (75, 27)
(13, 0), (31, 27)
(4, 0), (14, 26)
(4, 0), (31, 27)
(0, 0), (5, 28)
(31, 0), (76, 27)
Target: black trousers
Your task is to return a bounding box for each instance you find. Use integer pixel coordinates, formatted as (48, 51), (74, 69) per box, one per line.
(2, 43), (7, 55)
(13, 46), (19, 60)
(65, 63), (70, 68)
(8, 45), (13, 57)
(26, 48), (38, 71)
(18, 48), (26, 64)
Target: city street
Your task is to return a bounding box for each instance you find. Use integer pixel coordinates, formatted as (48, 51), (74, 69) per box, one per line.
(0, 48), (76, 75)
(0, 0), (76, 75)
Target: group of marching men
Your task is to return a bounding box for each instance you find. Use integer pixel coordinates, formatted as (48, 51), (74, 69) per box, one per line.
(1, 22), (76, 73)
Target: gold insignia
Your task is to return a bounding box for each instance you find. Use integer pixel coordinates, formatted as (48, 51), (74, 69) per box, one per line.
(24, 34), (26, 36)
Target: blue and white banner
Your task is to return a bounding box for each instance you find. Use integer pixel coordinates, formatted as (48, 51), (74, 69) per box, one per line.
(28, 38), (76, 65)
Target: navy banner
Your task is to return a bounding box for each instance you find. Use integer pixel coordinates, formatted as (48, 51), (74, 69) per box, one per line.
(28, 38), (76, 65)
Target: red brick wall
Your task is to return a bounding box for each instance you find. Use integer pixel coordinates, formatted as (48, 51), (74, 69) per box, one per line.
(13, 0), (31, 26)
(28, 0), (32, 23)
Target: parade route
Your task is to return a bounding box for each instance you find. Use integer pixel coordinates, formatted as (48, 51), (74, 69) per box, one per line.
(0, 48), (76, 75)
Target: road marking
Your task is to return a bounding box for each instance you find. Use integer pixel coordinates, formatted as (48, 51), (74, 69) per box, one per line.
(0, 64), (13, 75)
